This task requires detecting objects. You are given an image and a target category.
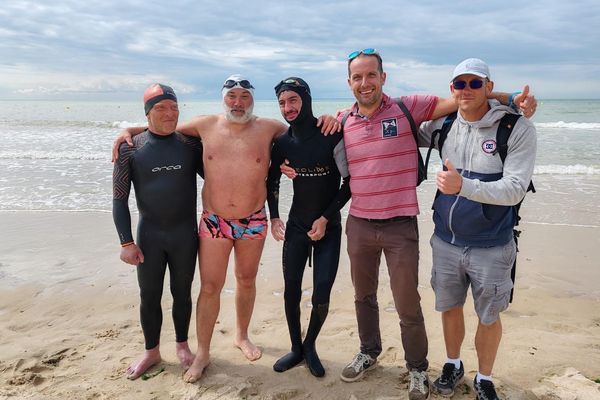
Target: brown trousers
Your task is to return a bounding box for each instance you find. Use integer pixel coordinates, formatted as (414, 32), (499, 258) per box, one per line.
(346, 215), (428, 371)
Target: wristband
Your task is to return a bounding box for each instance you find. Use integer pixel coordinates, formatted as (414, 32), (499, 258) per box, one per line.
(121, 241), (134, 247)
(508, 91), (522, 107)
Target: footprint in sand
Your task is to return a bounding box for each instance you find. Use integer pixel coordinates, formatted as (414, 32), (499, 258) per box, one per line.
(41, 348), (70, 366)
(8, 372), (44, 386)
(238, 377), (262, 397)
(378, 347), (399, 364)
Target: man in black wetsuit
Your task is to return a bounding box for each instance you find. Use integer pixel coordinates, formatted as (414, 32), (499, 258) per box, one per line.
(266, 77), (351, 377)
(112, 83), (203, 380)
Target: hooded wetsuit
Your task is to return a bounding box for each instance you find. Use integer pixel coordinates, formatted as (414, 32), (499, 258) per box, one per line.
(266, 77), (351, 376)
(113, 130), (203, 349)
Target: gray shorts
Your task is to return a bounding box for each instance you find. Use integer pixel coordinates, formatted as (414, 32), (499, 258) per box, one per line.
(430, 234), (516, 325)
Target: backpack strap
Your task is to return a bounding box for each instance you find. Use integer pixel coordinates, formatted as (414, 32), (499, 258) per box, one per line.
(494, 112), (538, 303)
(424, 112), (457, 170)
(393, 98), (427, 184)
(340, 111), (351, 127)
(495, 113), (536, 194)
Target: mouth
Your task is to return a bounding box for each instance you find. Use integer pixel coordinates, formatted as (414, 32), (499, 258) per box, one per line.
(359, 88), (374, 95)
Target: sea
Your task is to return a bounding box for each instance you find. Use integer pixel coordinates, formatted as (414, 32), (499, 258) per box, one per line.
(0, 99), (599, 227)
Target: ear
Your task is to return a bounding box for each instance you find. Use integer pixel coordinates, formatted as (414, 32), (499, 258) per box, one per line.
(486, 80), (494, 96)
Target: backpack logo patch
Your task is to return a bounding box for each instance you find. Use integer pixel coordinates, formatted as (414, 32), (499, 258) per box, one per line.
(382, 118), (398, 138)
(482, 139), (497, 154)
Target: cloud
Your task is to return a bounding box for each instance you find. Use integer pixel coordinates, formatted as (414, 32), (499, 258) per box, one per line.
(1, 0), (599, 99)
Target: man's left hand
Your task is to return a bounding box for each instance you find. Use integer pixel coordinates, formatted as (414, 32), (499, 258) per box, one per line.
(437, 159), (463, 195)
(307, 216), (328, 241)
(514, 85), (537, 118)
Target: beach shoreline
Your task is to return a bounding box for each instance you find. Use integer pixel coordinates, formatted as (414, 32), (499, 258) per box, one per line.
(1, 210), (599, 399)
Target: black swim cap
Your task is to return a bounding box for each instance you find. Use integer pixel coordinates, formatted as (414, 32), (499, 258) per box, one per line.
(143, 83), (177, 115)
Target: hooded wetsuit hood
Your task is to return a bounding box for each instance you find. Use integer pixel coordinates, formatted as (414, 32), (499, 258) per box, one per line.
(275, 77), (316, 139)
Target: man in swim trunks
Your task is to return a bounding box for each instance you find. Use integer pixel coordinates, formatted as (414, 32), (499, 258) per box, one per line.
(266, 77), (351, 377)
(112, 83), (203, 380)
(112, 75), (340, 383)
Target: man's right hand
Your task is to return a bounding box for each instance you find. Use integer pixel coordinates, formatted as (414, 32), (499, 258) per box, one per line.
(120, 243), (144, 265)
(270, 218), (286, 241)
(111, 129), (135, 162)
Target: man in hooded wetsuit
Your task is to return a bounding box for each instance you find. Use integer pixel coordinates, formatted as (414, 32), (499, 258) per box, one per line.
(266, 77), (351, 377)
(112, 83), (203, 380)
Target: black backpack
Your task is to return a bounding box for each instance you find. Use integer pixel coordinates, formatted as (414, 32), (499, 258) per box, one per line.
(424, 111), (535, 302)
(340, 98), (427, 186)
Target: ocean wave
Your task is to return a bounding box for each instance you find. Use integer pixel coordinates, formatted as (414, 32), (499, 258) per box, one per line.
(535, 121), (600, 130)
(6, 119), (144, 129)
(0, 150), (107, 160)
(535, 164), (600, 175)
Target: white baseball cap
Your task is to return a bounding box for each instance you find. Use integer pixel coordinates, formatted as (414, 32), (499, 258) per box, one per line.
(451, 58), (490, 81)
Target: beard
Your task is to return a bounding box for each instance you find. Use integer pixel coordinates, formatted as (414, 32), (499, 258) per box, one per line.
(224, 103), (254, 124)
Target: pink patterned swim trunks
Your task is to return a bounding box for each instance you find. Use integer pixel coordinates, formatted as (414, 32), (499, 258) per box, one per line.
(199, 207), (268, 240)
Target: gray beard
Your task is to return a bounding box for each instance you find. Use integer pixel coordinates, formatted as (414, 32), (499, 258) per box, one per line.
(224, 103), (254, 124)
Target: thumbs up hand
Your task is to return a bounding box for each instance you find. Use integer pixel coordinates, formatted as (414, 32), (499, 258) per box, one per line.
(436, 159), (463, 194)
(513, 85), (537, 118)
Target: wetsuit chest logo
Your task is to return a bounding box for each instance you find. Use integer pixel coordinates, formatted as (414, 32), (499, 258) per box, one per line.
(482, 140), (497, 154)
(381, 118), (398, 138)
(152, 165), (182, 173)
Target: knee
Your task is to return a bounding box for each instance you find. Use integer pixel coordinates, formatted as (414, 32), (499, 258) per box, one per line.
(235, 273), (257, 290)
(200, 279), (225, 297)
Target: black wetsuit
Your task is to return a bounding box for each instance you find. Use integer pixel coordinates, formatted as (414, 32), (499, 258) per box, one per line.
(112, 130), (203, 349)
(267, 80), (350, 376)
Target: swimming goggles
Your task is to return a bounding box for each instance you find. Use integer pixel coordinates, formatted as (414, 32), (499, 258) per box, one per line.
(452, 79), (485, 90)
(223, 79), (255, 89)
(274, 78), (310, 95)
(348, 48), (378, 60)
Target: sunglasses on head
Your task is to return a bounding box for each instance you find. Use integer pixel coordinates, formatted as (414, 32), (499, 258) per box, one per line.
(223, 79), (254, 89)
(452, 78), (485, 90)
(348, 48), (378, 60)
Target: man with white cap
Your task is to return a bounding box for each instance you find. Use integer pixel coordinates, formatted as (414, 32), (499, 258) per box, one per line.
(113, 75), (340, 383)
(419, 58), (537, 400)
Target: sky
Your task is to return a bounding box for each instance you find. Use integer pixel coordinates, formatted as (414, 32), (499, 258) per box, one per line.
(1, 0), (599, 101)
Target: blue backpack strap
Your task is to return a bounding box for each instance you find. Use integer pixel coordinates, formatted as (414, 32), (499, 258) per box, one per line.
(393, 98), (427, 185)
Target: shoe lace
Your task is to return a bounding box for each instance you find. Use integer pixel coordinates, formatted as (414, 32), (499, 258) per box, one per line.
(478, 380), (498, 400)
(349, 353), (369, 370)
(440, 363), (455, 384)
(410, 370), (426, 393)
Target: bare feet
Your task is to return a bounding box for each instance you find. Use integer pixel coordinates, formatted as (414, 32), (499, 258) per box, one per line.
(234, 338), (262, 361)
(176, 341), (195, 371)
(125, 347), (161, 380)
(183, 354), (210, 383)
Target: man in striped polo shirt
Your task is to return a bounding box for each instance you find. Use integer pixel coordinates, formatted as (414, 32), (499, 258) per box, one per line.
(338, 49), (535, 400)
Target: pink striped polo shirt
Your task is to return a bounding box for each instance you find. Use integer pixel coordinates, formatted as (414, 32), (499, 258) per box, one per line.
(341, 94), (438, 219)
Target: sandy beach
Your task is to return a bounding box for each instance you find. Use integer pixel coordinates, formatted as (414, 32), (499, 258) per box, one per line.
(1, 200), (599, 399)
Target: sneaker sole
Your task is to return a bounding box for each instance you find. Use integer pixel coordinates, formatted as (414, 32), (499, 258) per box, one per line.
(339, 361), (377, 383)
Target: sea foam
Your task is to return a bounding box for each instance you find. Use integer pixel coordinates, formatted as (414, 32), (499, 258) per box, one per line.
(535, 121), (600, 130)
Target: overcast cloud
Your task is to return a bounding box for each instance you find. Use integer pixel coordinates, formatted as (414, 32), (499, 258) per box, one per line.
(1, 0), (599, 100)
